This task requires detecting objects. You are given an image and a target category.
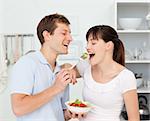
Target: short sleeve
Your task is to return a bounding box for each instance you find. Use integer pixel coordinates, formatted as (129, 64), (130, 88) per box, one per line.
(120, 69), (137, 94)
(9, 56), (36, 95)
(76, 59), (90, 77)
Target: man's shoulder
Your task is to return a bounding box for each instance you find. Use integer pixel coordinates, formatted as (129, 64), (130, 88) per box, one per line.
(13, 51), (39, 69)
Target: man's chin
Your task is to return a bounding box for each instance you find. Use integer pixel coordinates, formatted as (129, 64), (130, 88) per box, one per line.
(60, 51), (68, 54)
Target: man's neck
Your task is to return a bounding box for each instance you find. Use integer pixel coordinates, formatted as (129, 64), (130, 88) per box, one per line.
(40, 47), (57, 71)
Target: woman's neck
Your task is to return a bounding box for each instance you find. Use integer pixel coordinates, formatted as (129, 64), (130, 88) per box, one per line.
(92, 59), (119, 76)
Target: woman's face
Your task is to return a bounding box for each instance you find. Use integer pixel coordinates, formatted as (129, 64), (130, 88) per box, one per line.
(86, 35), (107, 66)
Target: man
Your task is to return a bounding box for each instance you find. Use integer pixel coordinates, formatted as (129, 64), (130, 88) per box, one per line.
(10, 13), (74, 121)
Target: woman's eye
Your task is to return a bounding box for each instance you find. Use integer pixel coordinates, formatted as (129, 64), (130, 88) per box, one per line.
(92, 43), (96, 45)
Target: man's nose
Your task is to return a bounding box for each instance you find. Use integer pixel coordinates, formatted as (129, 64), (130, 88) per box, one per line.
(67, 34), (73, 42)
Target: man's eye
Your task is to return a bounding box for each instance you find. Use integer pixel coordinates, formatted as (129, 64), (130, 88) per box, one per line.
(62, 33), (66, 35)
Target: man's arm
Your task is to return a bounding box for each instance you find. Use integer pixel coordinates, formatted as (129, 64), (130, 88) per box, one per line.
(12, 86), (59, 116)
(11, 69), (71, 116)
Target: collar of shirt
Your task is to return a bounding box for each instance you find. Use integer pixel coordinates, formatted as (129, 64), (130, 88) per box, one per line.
(36, 50), (61, 75)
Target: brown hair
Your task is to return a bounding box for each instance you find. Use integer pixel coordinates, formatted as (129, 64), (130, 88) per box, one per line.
(37, 13), (70, 45)
(86, 25), (125, 66)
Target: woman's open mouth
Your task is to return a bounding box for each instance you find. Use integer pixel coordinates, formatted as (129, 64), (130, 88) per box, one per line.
(89, 53), (95, 59)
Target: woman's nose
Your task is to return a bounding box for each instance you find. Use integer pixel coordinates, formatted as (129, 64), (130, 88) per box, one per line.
(86, 43), (91, 50)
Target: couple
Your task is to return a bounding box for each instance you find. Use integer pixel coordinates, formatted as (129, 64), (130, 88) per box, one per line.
(10, 13), (140, 121)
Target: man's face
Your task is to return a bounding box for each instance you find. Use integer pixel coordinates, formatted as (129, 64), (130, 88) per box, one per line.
(48, 23), (72, 55)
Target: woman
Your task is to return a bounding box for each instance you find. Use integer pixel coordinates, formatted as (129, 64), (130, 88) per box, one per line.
(75, 25), (139, 121)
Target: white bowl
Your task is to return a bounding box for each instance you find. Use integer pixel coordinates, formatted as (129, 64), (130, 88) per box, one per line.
(65, 101), (92, 113)
(136, 78), (143, 88)
(119, 18), (142, 30)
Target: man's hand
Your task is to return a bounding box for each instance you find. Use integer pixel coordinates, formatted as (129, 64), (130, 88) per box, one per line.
(64, 109), (86, 120)
(71, 112), (86, 119)
(53, 69), (71, 93)
(63, 109), (72, 121)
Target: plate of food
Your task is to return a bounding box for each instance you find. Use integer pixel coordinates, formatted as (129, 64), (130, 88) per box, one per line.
(65, 99), (92, 113)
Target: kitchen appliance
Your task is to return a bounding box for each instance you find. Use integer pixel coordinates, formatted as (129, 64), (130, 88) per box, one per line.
(135, 73), (143, 88)
(121, 95), (150, 120)
(138, 95), (150, 120)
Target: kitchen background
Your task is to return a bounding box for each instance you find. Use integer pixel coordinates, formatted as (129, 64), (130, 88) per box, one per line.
(0, 0), (150, 121)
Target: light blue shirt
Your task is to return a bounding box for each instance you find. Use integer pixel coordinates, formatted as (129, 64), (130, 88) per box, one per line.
(10, 51), (69, 121)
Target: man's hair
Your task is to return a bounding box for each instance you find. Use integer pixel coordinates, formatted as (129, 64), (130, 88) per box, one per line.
(37, 13), (70, 45)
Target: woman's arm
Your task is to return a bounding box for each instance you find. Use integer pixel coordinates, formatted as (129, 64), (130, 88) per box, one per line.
(123, 89), (140, 121)
(61, 63), (81, 78)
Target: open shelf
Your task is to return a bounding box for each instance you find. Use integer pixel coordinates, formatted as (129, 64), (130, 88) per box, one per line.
(117, 30), (150, 33)
(137, 87), (150, 93)
(126, 60), (150, 64)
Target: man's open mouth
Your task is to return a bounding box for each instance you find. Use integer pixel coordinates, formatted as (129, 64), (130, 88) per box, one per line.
(63, 44), (68, 48)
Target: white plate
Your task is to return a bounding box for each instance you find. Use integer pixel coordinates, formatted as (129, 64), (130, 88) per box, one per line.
(65, 101), (92, 113)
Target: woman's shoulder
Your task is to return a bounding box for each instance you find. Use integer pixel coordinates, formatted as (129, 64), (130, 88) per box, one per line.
(119, 68), (137, 93)
(120, 68), (135, 77)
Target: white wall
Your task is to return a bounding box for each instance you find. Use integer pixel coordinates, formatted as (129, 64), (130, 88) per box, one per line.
(1, 0), (115, 49)
(0, 0), (115, 120)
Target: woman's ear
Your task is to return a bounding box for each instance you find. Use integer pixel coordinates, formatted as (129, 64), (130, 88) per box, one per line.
(106, 41), (114, 50)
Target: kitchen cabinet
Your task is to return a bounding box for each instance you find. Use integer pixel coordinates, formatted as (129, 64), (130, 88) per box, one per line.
(115, 0), (150, 120)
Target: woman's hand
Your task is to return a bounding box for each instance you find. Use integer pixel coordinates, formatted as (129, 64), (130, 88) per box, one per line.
(61, 63), (77, 85)
(69, 68), (77, 85)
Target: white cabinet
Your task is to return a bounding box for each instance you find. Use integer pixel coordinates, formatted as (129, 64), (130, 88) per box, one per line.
(115, 0), (150, 94)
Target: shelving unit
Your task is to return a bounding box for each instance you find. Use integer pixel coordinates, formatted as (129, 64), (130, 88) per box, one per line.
(115, 0), (150, 92)
(115, 1), (150, 120)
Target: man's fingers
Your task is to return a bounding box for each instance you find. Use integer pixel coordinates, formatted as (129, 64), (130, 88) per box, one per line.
(78, 113), (86, 119)
(70, 112), (86, 119)
(72, 112), (76, 119)
(65, 78), (72, 85)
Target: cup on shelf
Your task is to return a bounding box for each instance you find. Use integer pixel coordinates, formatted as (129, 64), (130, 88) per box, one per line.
(136, 78), (143, 88)
(133, 48), (142, 60)
(143, 80), (148, 88)
(147, 81), (150, 88)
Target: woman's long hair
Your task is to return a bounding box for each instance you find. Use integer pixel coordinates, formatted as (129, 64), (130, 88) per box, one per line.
(86, 25), (125, 66)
